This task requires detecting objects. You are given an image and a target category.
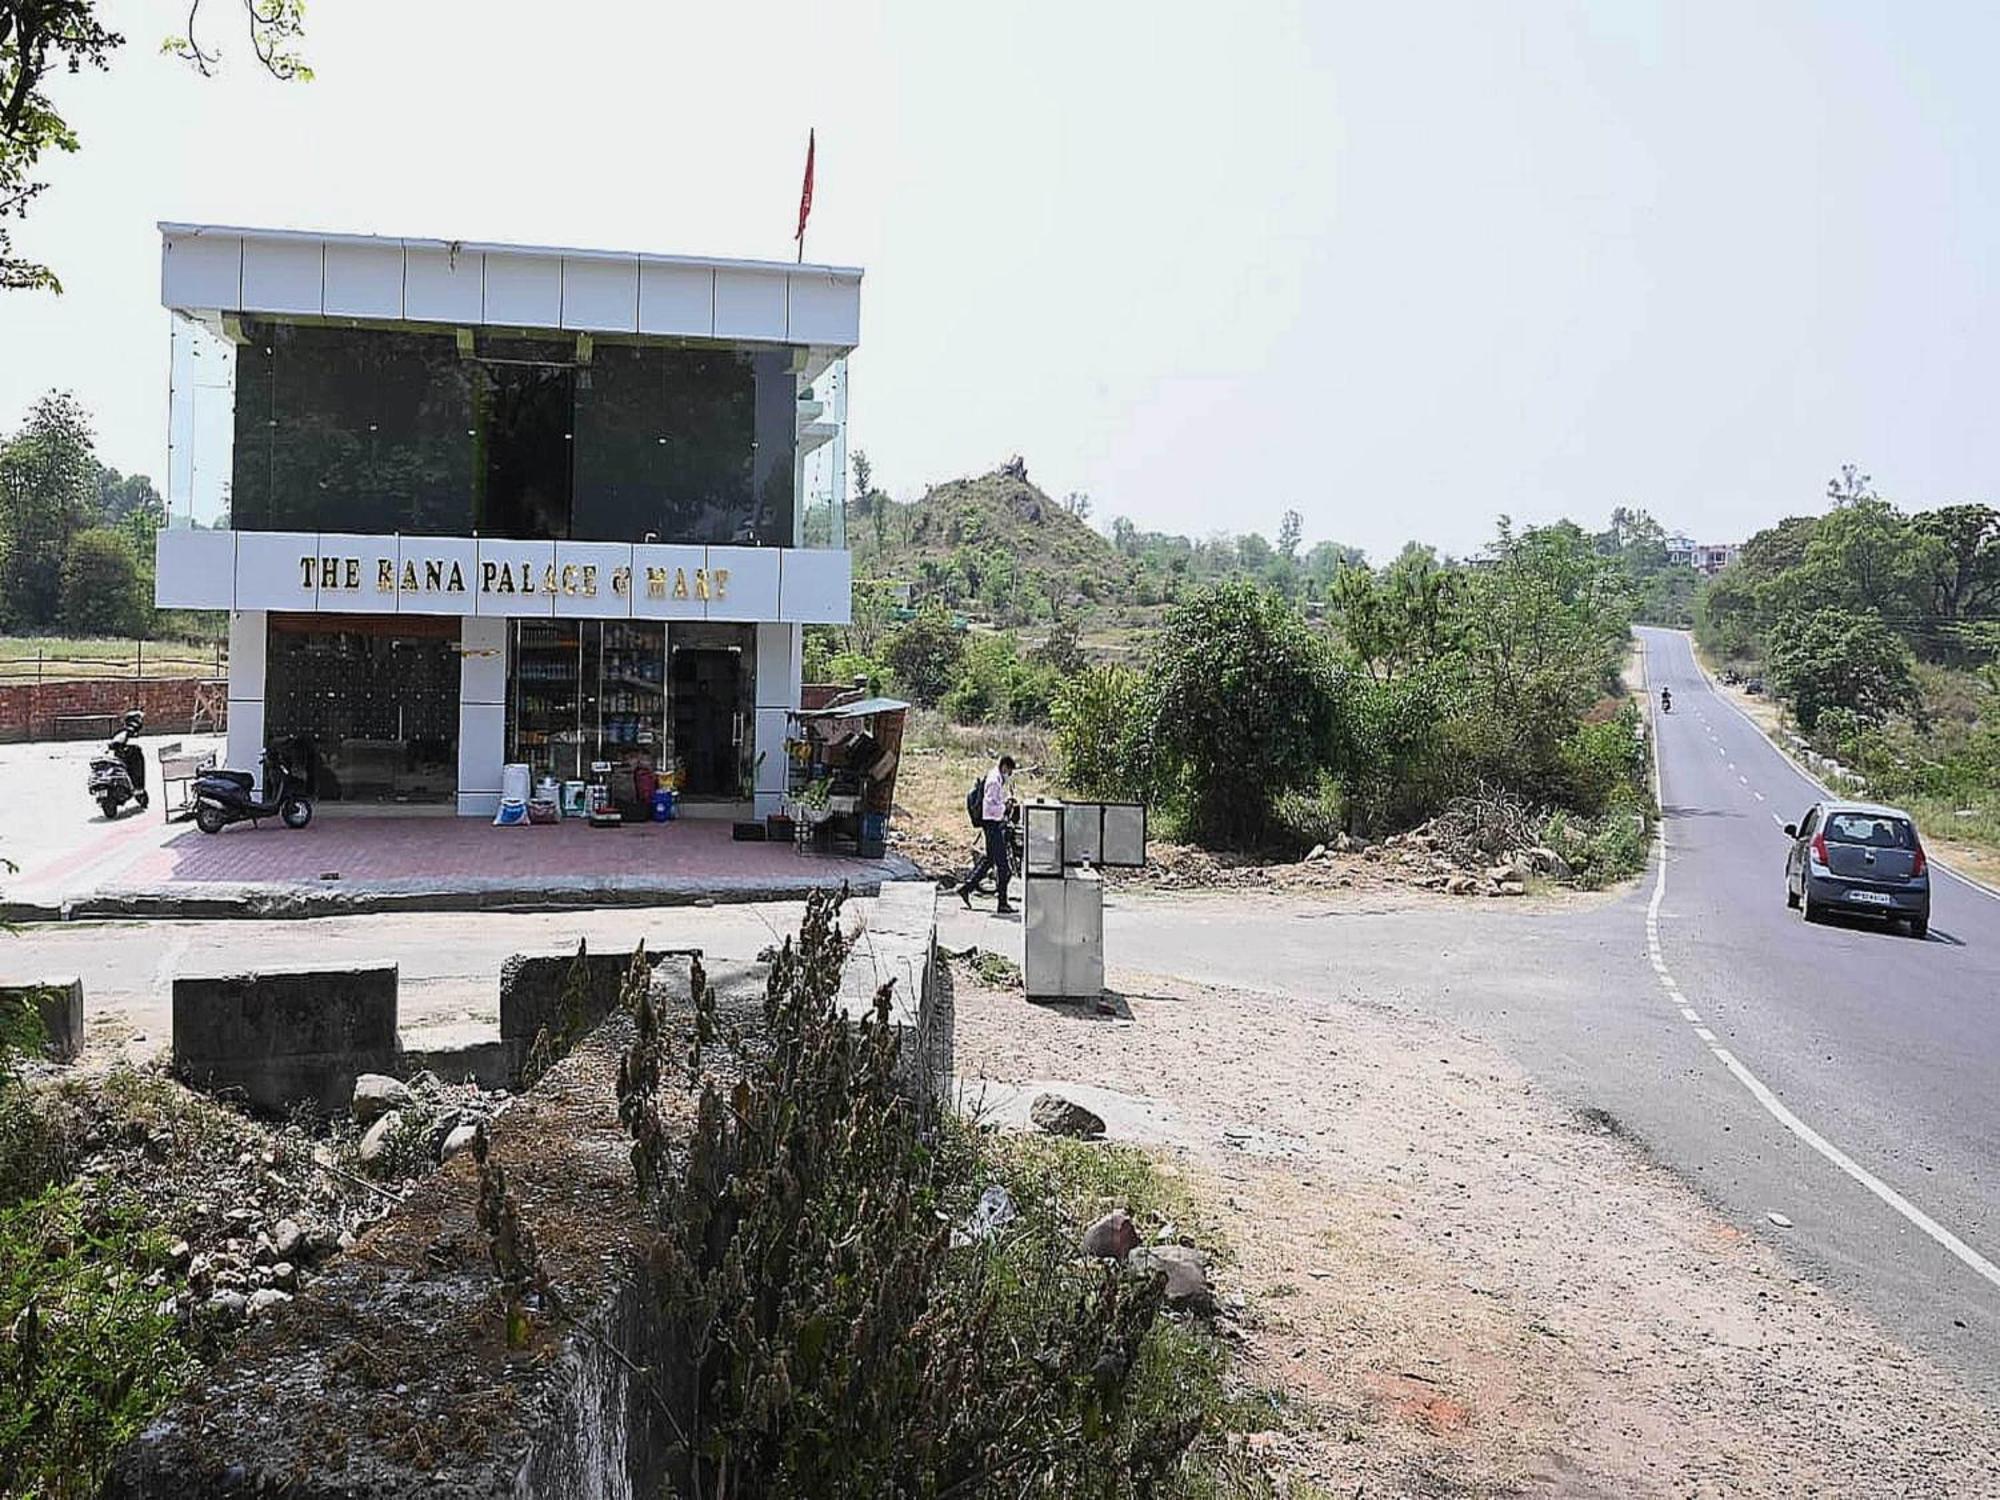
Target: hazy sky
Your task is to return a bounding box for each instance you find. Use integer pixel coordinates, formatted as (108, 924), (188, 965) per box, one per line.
(2, 0), (1995, 562)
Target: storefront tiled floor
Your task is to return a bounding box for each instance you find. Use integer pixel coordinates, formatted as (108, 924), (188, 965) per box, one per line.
(112, 814), (903, 896)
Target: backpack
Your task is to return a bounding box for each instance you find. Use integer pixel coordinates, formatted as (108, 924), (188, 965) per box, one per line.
(966, 776), (987, 827)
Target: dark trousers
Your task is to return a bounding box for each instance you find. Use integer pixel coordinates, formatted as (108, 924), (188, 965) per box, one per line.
(963, 819), (1012, 906)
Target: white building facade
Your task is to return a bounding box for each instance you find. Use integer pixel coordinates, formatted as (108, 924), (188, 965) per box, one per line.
(152, 224), (858, 817)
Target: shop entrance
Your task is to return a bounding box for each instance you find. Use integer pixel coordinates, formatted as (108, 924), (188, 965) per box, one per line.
(265, 614), (460, 803)
(671, 624), (755, 800)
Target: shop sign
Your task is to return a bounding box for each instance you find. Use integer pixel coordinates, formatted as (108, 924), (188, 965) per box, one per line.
(155, 529), (850, 624)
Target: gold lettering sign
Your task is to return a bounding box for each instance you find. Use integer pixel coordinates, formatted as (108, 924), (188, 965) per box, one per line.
(448, 560), (465, 592)
(401, 560), (420, 592)
(645, 566), (667, 599)
(611, 566), (630, 597)
(581, 565), (597, 596)
(560, 564), (579, 595)
(672, 568), (690, 601)
(693, 568), (710, 601)
(379, 560), (396, 593)
(293, 546), (745, 608)
(712, 567), (729, 600)
(300, 557), (316, 589)
(541, 563), (557, 595)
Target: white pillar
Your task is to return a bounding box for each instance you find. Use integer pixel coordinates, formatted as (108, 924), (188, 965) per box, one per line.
(226, 610), (267, 790)
(457, 617), (508, 816)
(752, 622), (799, 818)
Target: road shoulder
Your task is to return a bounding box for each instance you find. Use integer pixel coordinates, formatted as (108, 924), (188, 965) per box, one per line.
(951, 960), (2000, 1495)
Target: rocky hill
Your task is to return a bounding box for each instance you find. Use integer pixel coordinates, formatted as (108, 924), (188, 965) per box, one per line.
(851, 458), (1143, 620)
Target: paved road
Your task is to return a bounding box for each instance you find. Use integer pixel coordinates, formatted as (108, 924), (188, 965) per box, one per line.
(942, 626), (2000, 1398)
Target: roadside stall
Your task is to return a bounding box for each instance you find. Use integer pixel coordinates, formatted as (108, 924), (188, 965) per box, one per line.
(783, 696), (909, 858)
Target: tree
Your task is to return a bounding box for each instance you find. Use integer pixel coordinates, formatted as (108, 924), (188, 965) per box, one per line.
(2, 0), (309, 290)
(1765, 609), (1919, 732)
(1277, 509), (1303, 562)
(1061, 491), (1092, 521)
(0, 389), (97, 627)
(58, 524), (147, 635)
(1913, 503), (2000, 654)
(1051, 662), (1141, 799)
(881, 604), (963, 706)
(1127, 580), (1339, 848)
(1110, 515), (1136, 556)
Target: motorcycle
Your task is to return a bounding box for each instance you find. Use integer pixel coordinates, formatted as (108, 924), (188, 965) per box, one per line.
(192, 744), (314, 834)
(87, 711), (150, 820)
(1661, 690), (1673, 714)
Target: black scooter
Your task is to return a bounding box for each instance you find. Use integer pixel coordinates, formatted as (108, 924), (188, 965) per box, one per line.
(87, 711), (150, 819)
(192, 745), (314, 834)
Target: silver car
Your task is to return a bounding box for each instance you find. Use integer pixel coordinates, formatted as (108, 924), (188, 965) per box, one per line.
(1784, 800), (1932, 938)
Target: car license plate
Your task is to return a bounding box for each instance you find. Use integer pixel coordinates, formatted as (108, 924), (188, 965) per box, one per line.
(1847, 889), (1895, 906)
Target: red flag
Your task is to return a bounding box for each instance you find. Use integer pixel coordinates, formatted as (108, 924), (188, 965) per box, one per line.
(795, 129), (816, 249)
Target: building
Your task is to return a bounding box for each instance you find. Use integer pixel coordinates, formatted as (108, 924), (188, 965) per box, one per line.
(151, 223), (858, 817)
(1694, 542), (1739, 576)
(1664, 534), (1737, 576)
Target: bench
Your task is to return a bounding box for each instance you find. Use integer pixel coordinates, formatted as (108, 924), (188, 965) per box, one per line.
(52, 713), (119, 741)
(158, 741), (219, 822)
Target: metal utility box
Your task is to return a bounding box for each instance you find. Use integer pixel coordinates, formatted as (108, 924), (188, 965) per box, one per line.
(1025, 864), (1103, 1000)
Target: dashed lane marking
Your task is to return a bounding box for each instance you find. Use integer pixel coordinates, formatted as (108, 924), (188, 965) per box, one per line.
(1648, 640), (2000, 1295)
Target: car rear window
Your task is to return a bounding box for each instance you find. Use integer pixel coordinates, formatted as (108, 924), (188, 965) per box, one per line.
(1825, 813), (1913, 848)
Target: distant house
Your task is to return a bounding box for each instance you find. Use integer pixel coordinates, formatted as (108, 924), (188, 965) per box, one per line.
(1663, 535), (1737, 576)
(1694, 543), (1739, 576)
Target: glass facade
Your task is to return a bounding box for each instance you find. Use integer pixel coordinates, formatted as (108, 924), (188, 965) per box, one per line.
(504, 619), (754, 804)
(169, 313), (833, 546)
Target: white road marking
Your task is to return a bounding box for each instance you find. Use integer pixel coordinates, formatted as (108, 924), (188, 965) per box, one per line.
(1755, 792), (1766, 802)
(1738, 775), (1748, 785)
(1771, 813), (1786, 828)
(1647, 637), (2000, 1295)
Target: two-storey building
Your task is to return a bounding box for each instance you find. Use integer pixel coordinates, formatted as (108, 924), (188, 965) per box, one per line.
(152, 224), (857, 818)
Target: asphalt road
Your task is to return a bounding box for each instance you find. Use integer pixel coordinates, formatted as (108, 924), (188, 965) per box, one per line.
(943, 625), (2000, 1399)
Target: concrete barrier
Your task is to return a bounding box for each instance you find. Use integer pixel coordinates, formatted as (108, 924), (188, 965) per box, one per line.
(499, 946), (696, 1087)
(0, 976), (83, 1061)
(172, 965), (398, 1115)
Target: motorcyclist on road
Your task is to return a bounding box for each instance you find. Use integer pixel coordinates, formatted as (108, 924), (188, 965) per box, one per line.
(1661, 687), (1673, 714)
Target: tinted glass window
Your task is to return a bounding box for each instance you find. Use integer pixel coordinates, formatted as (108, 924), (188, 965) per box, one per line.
(233, 322), (477, 534)
(1825, 813), (1913, 848)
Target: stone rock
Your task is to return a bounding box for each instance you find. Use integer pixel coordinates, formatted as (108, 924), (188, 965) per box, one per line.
(1030, 1093), (1106, 1139)
(1131, 1244), (1215, 1314)
(1081, 1209), (1141, 1262)
(204, 1290), (247, 1323)
(1444, 873), (1478, 897)
(358, 1110), (402, 1170)
(1304, 844), (1327, 864)
(440, 1122), (480, 1161)
(272, 1218), (303, 1261)
(246, 1288), (293, 1318)
(351, 1073), (412, 1127)
(270, 1261), (298, 1292)
(165, 1238), (192, 1273)
(1496, 878), (1527, 897)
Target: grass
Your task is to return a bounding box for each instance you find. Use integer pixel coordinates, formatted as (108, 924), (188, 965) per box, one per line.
(0, 634), (226, 682)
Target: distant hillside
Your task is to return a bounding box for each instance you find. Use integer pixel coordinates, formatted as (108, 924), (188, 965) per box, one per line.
(851, 458), (1147, 623)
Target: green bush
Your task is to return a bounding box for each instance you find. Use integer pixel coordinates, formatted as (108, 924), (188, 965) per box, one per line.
(59, 527), (152, 638)
(1129, 581), (1340, 848)
(1267, 779), (1347, 856)
(882, 605), (965, 706)
(0, 1187), (203, 1499)
(1766, 608), (1920, 732)
(1052, 662), (1142, 799)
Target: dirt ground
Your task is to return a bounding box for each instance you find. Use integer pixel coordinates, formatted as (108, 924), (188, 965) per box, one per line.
(950, 963), (2000, 1497)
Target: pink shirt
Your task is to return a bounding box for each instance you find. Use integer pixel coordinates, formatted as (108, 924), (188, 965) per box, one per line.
(981, 768), (1008, 821)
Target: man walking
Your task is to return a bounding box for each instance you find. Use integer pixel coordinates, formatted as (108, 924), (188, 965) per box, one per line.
(959, 755), (1016, 914)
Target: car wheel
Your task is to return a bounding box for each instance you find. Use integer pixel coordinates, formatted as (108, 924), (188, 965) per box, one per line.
(1785, 880), (1800, 910)
(281, 798), (313, 830)
(1908, 916), (1929, 940)
(1800, 888), (1819, 924)
(195, 804), (227, 835)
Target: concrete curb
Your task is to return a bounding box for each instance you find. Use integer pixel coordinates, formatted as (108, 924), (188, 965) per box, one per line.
(1676, 630), (2000, 906)
(6, 858), (925, 924)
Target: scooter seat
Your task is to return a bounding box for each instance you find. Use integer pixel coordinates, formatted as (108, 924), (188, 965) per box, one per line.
(198, 769), (255, 790)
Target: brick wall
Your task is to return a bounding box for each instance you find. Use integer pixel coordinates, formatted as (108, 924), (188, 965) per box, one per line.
(0, 677), (228, 744)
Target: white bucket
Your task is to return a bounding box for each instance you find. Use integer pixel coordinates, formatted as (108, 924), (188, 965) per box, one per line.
(500, 763), (532, 803)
